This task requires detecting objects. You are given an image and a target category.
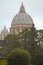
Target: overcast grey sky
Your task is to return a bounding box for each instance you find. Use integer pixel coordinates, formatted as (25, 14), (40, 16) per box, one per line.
(0, 0), (43, 32)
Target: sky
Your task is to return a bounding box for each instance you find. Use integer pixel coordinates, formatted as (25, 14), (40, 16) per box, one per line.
(0, 0), (43, 32)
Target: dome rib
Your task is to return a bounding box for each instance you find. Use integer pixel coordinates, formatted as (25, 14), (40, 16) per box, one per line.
(11, 12), (34, 26)
(11, 3), (34, 26)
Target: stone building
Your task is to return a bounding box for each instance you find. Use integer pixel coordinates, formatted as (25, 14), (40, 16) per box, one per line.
(10, 2), (34, 34)
(0, 2), (34, 40)
(0, 26), (8, 40)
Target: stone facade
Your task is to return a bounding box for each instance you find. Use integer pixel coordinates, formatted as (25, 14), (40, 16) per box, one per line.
(10, 24), (33, 34)
(10, 2), (34, 34)
(0, 26), (8, 40)
(0, 2), (34, 40)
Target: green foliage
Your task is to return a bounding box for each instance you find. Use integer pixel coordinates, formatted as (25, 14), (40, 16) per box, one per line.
(19, 25), (38, 58)
(37, 30), (43, 33)
(19, 28), (31, 49)
(34, 53), (43, 65)
(28, 25), (38, 58)
(1, 26), (41, 60)
(7, 48), (31, 65)
(0, 40), (3, 46)
(30, 64), (33, 65)
(0, 59), (7, 65)
(3, 34), (21, 56)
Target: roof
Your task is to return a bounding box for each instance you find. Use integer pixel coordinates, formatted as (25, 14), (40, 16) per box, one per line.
(1, 26), (8, 34)
(11, 2), (34, 26)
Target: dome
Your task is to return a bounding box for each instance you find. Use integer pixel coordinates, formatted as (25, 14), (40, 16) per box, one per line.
(1, 26), (8, 34)
(11, 2), (34, 26)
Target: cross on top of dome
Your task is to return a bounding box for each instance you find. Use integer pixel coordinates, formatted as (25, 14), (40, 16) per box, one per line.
(19, 2), (25, 13)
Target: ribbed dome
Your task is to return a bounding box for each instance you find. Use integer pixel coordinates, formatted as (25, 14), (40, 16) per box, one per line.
(1, 26), (8, 34)
(11, 2), (34, 26)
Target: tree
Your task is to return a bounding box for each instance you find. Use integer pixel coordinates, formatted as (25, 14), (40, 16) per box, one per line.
(34, 53), (43, 65)
(7, 48), (31, 65)
(19, 25), (38, 58)
(2, 25), (41, 59)
(28, 25), (37, 58)
(3, 34), (21, 56)
(19, 28), (30, 49)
